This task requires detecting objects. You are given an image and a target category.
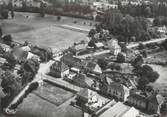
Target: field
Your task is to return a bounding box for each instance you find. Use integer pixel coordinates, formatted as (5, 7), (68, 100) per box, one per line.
(1, 12), (96, 49)
(12, 82), (82, 117)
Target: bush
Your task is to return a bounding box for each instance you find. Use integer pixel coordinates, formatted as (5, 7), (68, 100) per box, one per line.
(117, 53), (125, 63)
(1, 9), (9, 19)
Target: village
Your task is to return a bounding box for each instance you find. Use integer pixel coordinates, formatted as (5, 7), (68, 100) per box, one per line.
(0, 0), (167, 117)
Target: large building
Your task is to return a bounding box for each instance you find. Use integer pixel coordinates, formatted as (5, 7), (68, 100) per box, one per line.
(107, 39), (121, 56)
(99, 102), (140, 117)
(49, 61), (69, 78)
(100, 82), (130, 101)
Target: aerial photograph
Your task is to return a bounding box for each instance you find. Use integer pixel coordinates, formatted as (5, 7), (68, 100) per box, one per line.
(0, 0), (167, 117)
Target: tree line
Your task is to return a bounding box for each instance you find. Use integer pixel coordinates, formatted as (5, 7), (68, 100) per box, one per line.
(96, 9), (154, 43)
(118, 2), (167, 17)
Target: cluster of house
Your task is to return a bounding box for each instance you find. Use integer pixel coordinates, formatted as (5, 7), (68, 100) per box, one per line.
(99, 81), (165, 114)
(75, 88), (146, 117)
(68, 32), (121, 57)
(49, 53), (102, 79)
(75, 88), (108, 113)
(75, 86), (165, 117)
(48, 42), (165, 116)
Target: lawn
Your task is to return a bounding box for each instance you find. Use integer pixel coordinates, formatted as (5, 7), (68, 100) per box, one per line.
(13, 83), (82, 117)
(33, 82), (74, 106)
(0, 12), (93, 50)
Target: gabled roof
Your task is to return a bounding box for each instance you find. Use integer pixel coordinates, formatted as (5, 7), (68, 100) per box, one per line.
(51, 61), (69, 72)
(129, 93), (147, 102)
(109, 82), (129, 94)
(148, 94), (164, 105)
(122, 107), (139, 117)
(77, 88), (96, 100)
(99, 102), (130, 117)
(95, 42), (104, 48)
(86, 61), (102, 73)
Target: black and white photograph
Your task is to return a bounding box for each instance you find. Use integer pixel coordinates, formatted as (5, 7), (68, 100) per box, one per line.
(0, 0), (167, 117)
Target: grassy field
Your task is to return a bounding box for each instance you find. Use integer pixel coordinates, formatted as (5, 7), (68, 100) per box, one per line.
(12, 82), (81, 117)
(0, 12), (96, 49)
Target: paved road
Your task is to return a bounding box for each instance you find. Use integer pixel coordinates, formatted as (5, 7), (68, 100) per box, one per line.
(43, 75), (82, 93)
(76, 50), (110, 59)
(127, 36), (167, 49)
(77, 37), (167, 59)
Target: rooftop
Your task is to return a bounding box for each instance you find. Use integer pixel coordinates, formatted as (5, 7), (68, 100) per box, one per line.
(99, 102), (130, 117)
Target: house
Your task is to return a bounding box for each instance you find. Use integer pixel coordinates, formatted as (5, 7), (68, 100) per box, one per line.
(107, 39), (121, 56)
(122, 106), (140, 117)
(92, 2), (118, 11)
(49, 61), (69, 78)
(60, 54), (86, 69)
(127, 90), (165, 114)
(70, 43), (87, 55)
(147, 94), (164, 114)
(156, 26), (167, 35)
(99, 102), (139, 117)
(127, 93), (147, 110)
(107, 82), (130, 101)
(76, 88), (97, 106)
(99, 102), (129, 117)
(95, 42), (104, 49)
(0, 43), (10, 52)
(85, 61), (102, 74)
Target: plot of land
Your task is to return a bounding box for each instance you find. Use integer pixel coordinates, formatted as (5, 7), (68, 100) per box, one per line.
(0, 12), (95, 50)
(33, 82), (74, 106)
(13, 82), (81, 117)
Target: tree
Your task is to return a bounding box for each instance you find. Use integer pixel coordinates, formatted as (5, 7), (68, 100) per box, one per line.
(8, 1), (14, 19)
(119, 42), (127, 53)
(22, 0), (27, 11)
(88, 40), (96, 48)
(57, 15), (61, 21)
(136, 65), (159, 84)
(160, 102), (167, 116)
(144, 7), (151, 17)
(138, 77), (149, 90)
(0, 27), (2, 38)
(148, 71), (159, 82)
(97, 58), (108, 70)
(117, 53), (126, 63)
(162, 39), (167, 50)
(1, 9), (9, 19)
(153, 17), (161, 26)
(138, 31), (151, 42)
(138, 43), (145, 50)
(1, 71), (22, 109)
(88, 29), (96, 37)
(40, 2), (45, 17)
(132, 55), (144, 68)
(141, 50), (147, 58)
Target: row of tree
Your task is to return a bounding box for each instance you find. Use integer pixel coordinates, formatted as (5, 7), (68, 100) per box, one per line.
(153, 16), (167, 26)
(118, 2), (167, 17)
(98, 9), (151, 43)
